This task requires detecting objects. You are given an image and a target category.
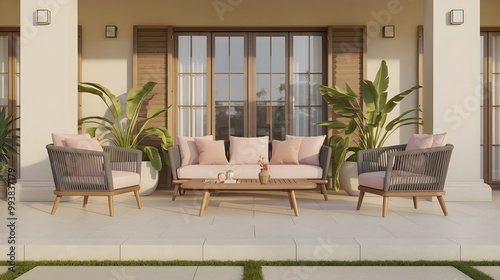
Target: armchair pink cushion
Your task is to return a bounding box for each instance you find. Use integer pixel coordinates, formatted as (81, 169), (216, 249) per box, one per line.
(405, 134), (434, 150)
(52, 133), (91, 147)
(65, 138), (103, 152)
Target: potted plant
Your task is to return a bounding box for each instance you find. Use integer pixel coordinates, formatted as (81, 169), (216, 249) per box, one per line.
(0, 107), (19, 198)
(316, 60), (422, 194)
(78, 81), (173, 195)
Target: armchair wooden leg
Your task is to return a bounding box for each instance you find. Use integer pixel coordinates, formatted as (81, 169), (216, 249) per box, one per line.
(356, 190), (365, 210)
(134, 190), (142, 209)
(108, 196), (114, 217)
(437, 196), (448, 216)
(382, 196), (389, 217)
(83, 196), (89, 208)
(412, 196), (418, 209)
(51, 195), (62, 215)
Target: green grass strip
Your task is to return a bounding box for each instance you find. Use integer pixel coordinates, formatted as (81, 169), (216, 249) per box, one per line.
(1, 260), (498, 280)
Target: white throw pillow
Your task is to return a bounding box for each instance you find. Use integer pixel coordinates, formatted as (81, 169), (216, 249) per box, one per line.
(285, 135), (326, 166)
(177, 135), (213, 166)
(229, 136), (269, 164)
(65, 138), (104, 152)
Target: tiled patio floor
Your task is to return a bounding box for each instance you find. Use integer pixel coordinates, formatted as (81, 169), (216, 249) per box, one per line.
(1, 188), (500, 262)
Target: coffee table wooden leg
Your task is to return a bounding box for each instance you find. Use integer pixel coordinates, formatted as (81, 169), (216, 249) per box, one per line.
(199, 191), (210, 216)
(289, 190), (299, 216)
(287, 191), (294, 209)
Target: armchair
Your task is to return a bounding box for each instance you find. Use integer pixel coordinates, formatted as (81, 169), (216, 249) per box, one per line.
(356, 144), (454, 217)
(46, 143), (143, 216)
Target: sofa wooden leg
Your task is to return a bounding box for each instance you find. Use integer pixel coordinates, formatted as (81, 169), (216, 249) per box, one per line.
(356, 191), (365, 210)
(412, 196), (418, 209)
(437, 196), (448, 216)
(320, 184), (328, 201)
(172, 184), (179, 201)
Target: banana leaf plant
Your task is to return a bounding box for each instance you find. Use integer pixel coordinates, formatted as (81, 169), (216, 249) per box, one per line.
(0, 107), (19, 176)
(316, 60), (422, 191)
(78, 81), (173, 171)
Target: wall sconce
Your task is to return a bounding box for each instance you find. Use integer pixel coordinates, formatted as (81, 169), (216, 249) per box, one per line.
(105, 25), (118, 38)
(382, 25), (395, 38)
(35, 9), (51, 25)
(450, 9), (464, 25)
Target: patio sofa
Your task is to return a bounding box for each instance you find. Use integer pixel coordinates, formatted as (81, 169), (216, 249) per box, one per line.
(168, 135), (332, 201)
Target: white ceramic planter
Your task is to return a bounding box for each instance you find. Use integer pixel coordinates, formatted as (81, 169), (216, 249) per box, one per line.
(339, 161), (361, 196)
(139, 161), (159, 196)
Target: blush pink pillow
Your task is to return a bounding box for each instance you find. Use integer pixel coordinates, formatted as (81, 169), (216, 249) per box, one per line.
(52, 133), (91, 147)
(194, 139), (228, 165)
(406, 134), (434, 150)
(270, 138), (302, 164)
(285, 135), (326, 166)
(432, 133), (448, 147)
(177, 135), (213, 166)
(65, 138), (104, 152)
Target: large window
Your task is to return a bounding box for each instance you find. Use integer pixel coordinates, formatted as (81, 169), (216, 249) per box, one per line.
(175, 31), (326, 140)
(0, 30), (20, 173)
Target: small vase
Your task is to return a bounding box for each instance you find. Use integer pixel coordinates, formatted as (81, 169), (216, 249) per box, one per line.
(258, 170), (270, 184)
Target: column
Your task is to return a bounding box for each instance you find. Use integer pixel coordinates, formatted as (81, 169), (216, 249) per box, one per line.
(423, 0), (491, 201)
(17, 0), (79, 201)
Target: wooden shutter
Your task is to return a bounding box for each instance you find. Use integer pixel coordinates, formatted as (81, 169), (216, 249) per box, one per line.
(134, 27), (170, 186)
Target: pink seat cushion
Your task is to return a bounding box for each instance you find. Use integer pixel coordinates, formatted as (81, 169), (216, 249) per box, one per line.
(358, 171), (386, 190)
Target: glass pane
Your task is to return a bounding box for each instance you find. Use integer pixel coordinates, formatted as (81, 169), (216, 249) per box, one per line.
(192, 74), (206, 105)
(256, 105), (271, 137)
(493, 74), (500, 105)
(13, 33), (19, 72)
(480, 146), (483, 179)
(0, 36), (8, 73)
(215, 36), (229, 73)
(310, 36), (323, 73)
(480, 36), (484, 73)
(230, 74), (244, 101)
(15, 74), (19, 106)
(193, 107), (207, 136)
(256, 74), (270, 101)
(178, 74), (191, 105)
(272, 105), (286, 140)
(493, 146), (500, 180)
(215, 106), (229, 140)
(494, 107), (500, 145)
(256, 37), (270, 73)
(293, 107), (309, 136)
(293, 74), (308, 105)
(480, 107), (484, 145)
(192, 36), (207, 73)
(310, 106), (323, 136)
(215, 74), (229, 101)
(178, 36), (191, 73)
(178, 108), (190, 136)
(480, 74), (485, 106)
(0, 74), (7, 105)
(310, 74), (323, 105)
(493, 35), (500, 73)
(230, 106), (244, 137)
(271, 37), (285, 73)
(230, 37), (244, 73)
(272, 74), (286, 101)
(293, 36), (309, 73)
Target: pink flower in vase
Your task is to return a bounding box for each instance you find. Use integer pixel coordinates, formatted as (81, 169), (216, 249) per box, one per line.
(258, 155), (269, 171)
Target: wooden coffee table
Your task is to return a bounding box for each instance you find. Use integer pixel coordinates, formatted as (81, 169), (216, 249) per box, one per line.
(181, 179), (316, 216)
